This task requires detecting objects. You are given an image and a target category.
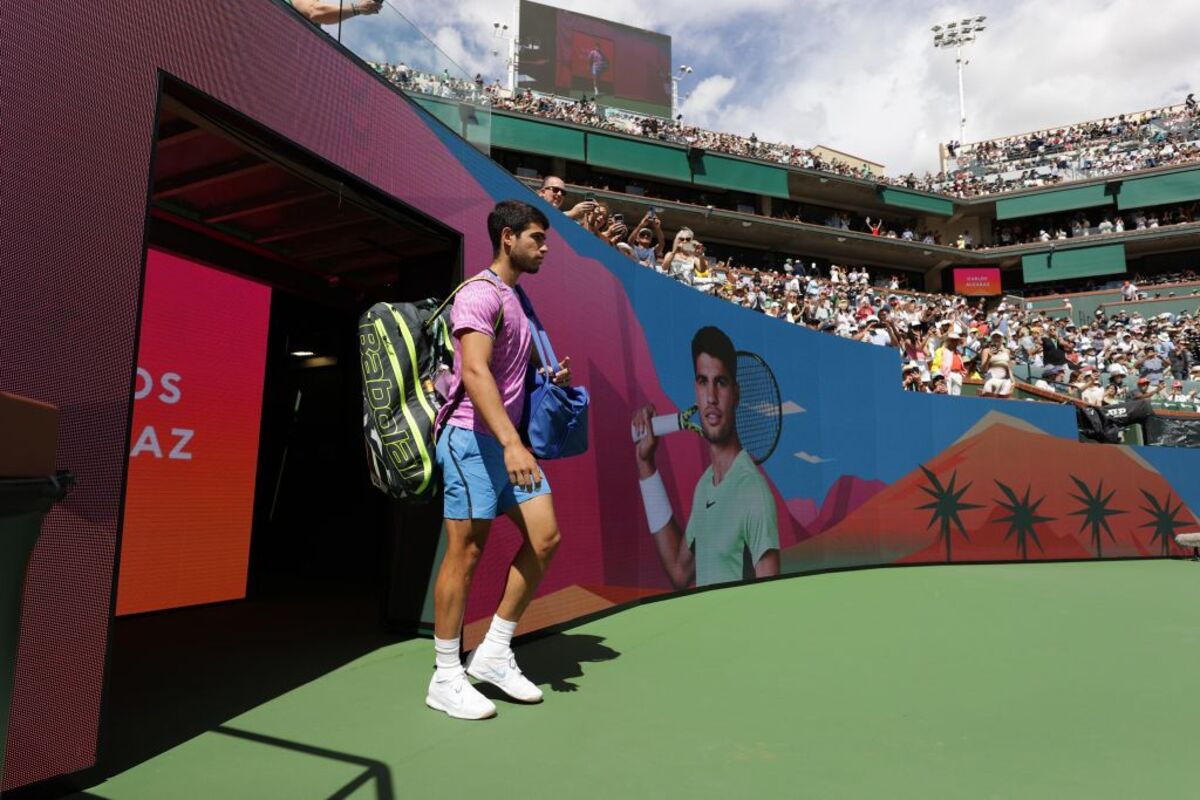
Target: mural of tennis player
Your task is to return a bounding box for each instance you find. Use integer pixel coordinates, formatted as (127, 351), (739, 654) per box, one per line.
(586, 41), (608, 96)
(631, 325), (780, 589)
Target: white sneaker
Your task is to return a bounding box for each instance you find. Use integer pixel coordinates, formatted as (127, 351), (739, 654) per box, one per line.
(465, 648), (544, 703)
(426, 671), (497, 720)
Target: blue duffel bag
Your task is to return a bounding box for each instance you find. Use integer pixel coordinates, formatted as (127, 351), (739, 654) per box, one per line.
(514, 286), (590, 459)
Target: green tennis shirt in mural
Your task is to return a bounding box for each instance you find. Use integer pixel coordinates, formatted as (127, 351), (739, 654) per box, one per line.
(685, 449), (779, 586)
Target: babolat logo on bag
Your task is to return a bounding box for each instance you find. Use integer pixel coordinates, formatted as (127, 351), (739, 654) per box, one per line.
(358, 275), (502, 502)
(359, 300), (446, 502)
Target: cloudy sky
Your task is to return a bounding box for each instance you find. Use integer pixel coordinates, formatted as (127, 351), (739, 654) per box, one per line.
(352, 0), (1200, 175)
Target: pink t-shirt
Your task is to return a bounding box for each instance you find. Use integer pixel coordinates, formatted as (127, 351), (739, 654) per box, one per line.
(438, 272), (531, 436)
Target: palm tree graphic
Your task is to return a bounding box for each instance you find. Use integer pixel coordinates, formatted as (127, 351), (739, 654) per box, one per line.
(994, 481), (1054, 561)
(916, 465), (982, 562)
(1067, 476), (1125, 559)
(1138, 489), (1192, 556)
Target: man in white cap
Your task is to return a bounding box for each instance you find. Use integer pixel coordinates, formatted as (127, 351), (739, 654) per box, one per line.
(902, 361), (923, 392)
(858, 315), (894, 347)
(1080, 369), (1105, 407)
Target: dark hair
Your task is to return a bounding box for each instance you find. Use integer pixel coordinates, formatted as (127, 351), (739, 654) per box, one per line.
(488, 200), (550, 256)
(691, 326), (737, 382)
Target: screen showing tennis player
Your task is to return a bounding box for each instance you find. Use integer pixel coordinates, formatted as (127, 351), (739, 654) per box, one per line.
(518, 0), (673, 117)
(632, 326), (780, 588)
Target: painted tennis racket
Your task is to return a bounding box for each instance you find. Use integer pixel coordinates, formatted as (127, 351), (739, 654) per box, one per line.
(631, 351), (783, 464)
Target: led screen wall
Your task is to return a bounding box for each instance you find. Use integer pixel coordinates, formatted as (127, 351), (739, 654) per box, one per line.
(518, 0), (672, 117)
(415, 126), (1200, 652)
(116, 249), (270, 616)
(953, 267), (1002, 296)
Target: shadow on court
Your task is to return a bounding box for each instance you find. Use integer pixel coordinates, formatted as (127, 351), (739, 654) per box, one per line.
(213, 727), (395, 800)
(6, 579), (396, 800)
(475, 633), (621, 700)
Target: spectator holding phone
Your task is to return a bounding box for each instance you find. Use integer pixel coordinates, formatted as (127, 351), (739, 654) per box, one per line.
(536, 176), (595, 222)
(584, 202), (609, 236)
(600, 211), (629, 246)
(662, 228), (704, 282)
(628, 211), (665, 270)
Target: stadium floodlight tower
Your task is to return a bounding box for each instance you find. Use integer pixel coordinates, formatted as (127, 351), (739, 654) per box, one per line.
(931, 15), (986, 145)
(671, 65), (694, 119)
(493, 11), (540, 94)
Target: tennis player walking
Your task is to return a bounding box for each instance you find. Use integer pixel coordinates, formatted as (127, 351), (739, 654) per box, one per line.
(427, 200), (572, 720)
(632, 326), (780, 588)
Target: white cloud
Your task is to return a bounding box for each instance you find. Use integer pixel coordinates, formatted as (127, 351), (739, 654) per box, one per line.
(367, 0), (1200, 175)
(679, 75), (736, 119)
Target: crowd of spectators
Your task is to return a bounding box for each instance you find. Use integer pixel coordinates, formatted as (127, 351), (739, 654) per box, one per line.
(372, 61), (1200, 203)
(944, 96), (1200, 197)
(987, 202), (1200, 247)
(1020, 271), (1200, 299)
(536, 175), (1200, 407)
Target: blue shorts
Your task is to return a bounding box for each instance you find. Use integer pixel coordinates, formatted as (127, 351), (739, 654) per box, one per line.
(436, 425), (551, 520)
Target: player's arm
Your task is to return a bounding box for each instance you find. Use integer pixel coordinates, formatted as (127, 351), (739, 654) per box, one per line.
(632, 404), (695, 590)
(754, 550), (779, 578)
(626, 212), (650, 243)
(651, 515), (695, 591)
(291, 0), (379, 23)
(460, 331), (541, 490)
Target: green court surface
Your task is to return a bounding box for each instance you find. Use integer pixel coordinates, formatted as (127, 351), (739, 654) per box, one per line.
(83, 561), (1200, 799)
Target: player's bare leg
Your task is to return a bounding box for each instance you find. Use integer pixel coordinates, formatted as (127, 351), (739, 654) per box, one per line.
(433, 517), (492, 640)
(427, 518), (497, 719)
(466, 494), (560, 702)
(497, 494), (561, 621)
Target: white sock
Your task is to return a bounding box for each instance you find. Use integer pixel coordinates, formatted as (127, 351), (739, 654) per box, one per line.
(476, 615), (518, 659)
(434, 636), (462, 679)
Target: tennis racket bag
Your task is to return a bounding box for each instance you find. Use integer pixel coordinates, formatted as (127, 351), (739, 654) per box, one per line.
(358, 275), (501, 502)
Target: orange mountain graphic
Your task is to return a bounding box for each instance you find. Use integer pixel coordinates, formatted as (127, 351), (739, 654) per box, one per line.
(782, 412), (1197, 572)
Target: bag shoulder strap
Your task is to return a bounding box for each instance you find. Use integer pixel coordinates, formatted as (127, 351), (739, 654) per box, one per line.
(427, 273), (505, 334)
(514, 285), (560, 372)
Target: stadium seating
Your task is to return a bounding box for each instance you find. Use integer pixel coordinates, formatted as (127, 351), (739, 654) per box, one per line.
(375, 61), (1200, 204)
(946, 103), (1200, 197)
